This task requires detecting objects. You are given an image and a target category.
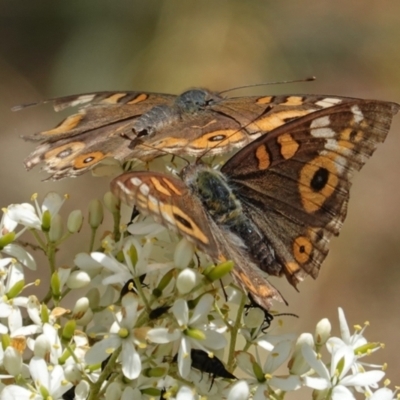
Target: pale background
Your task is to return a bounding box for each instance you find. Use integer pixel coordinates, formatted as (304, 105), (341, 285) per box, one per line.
(1, 1), (399, 396)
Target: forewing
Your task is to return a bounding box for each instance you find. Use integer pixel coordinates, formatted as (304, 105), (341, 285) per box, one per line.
(15, 91), (176, 141)
(129, 94), (376, 160)
(111, 171), (220, 259)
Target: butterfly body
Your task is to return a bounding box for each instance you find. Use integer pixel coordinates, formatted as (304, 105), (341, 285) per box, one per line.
(112, 99), (399, 309)
(183, 164), (278, 274)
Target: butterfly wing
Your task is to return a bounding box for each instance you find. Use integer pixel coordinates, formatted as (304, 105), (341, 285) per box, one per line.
(111, 171), (221, 259)
(222, 99), (399, 287)
(16, 91), (177, 141)
(129, 94), (363, 161)
(18, 89), (366, 179)
(17, 91), (177, 179)
(111, 170), (285, 309)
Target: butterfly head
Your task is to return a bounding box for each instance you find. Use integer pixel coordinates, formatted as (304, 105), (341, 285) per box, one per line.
(175, 89), (223, 113)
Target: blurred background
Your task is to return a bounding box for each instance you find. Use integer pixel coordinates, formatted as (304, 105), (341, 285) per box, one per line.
(1, 1), (399, 395)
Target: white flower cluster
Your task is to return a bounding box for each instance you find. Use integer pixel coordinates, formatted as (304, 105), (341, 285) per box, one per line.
(0, 192), (396, 400)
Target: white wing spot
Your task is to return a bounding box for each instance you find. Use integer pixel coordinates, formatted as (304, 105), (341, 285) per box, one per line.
(117, 181), (132, 195)
(319, 150), (348, 175)
(310, 116), (330, 129)
(351, 105), (364, 124)
(148, 195), (159, 208)
(69, 94), (96, 107)
(161, 209), (175, 225)
(130, 177), (142, 187)
(311, 127), (336, 138)
(315, 98), (343, 108)
(139, 183), (150, 196)
(310, 115), (335, 138)
(325, 139), (353, 156)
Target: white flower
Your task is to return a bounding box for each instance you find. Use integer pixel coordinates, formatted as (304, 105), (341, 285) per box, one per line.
(0, 262), (40, 337)
(227, 380), (250, 400)
(90, 235), (166, 287)
(175, 385), (197, 400)
(236, 341), (301, 400)
(0, 209), (36, 270)
(369, 386), (398, 400)
(6, 192), (65, 230)
(326, 308), (385, 393)
(302, 343), (385, 399)
(147, 294), (227, 379)
(85, 292), (142, 379)
(0, 357), (72, 400)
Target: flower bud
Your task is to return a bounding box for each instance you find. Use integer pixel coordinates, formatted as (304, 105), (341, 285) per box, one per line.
(315, 318), (331, 347)
(153, 269), (174, 297)
(142, 366), (167, 378)
(51, 271), (61, 300)
(41, 303), (50, 323)
(49, 214), (63, 242)
(176, 268), (196, 294)
(0, 232), (15, 250)
(72, 297), (93, 326)
(62, 319), (76, 342)
(67, 271), (91, 289)
(227, 381), (250, 400)
(185, 328), (206, 340)
(204, 260), (234, 282)
(86, 287), (101, 309)
(288, 333), (314, 375)
(142, 388), (162, 396)
(67, 210), (83, 233)
(72, 297), (89, 319)
(7, 279), (24, 299)
(64, 364), (82, 384)
(88, 199), (103, 228)
(103, 191), (120, 214)
(243, 307), (265, 329)
(41, 209), (52, 232)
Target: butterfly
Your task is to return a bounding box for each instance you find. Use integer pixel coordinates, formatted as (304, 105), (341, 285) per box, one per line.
(15, 88), (369, 180)
(110, 99), (399, 309)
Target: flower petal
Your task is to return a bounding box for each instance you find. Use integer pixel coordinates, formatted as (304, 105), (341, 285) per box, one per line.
(3, 244), (36, 270)
(147, 328), (180, 344)
(227, 380), (250, 400)
(121, 341), (141, 379)
(172, 299), (189, 326)
(190, 293), (213, 325)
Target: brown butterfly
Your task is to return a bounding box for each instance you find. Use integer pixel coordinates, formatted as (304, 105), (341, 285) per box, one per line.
(111, 100), (399, 309)
(15, 88), (368, 180)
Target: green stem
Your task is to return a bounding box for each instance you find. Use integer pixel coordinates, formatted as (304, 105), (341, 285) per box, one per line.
(112, 211), (121, 242)
(29, 229), (46, 250)
(133, 276), (150, 311)
(227, 292), (246, 370)
(87, 346), (122, 400)
(46, 241), (57, 273)
(55, 231), (72, 247)
(89, 227), (97, 253)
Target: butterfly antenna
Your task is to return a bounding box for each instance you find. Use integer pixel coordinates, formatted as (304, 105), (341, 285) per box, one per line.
(218, 76), (316, 96)
(274, 312), (299, 319)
